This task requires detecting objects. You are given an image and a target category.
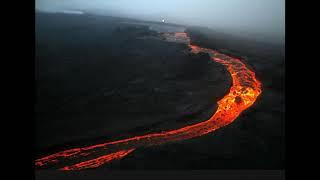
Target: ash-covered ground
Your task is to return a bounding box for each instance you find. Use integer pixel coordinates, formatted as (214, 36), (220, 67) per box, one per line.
(35, 12), (284, 169)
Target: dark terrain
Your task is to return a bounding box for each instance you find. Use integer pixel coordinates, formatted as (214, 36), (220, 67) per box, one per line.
(35, 12), (284, 169)
(115, 27), (285, 169)
(36, 12), (230, 155)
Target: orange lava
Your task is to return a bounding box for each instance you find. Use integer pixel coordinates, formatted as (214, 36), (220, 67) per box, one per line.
(35, 32), (262, 170)
(60, 149), (135, 170)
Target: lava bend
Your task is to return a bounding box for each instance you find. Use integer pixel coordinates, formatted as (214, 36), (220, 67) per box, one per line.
(35, 32), (262, 170)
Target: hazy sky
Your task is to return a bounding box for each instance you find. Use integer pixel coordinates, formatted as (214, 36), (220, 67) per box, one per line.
(36, 0), (285, 43)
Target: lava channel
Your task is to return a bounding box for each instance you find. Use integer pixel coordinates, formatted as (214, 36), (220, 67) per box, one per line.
(35, 32), (262, 170)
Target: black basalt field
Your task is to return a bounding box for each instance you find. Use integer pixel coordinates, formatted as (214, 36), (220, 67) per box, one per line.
(35, 12), (284, 169)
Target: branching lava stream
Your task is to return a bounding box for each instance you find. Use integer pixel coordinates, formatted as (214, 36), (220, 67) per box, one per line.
(35, 32), (262, 170)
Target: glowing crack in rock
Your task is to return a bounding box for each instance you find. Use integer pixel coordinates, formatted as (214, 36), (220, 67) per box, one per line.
(35, 32), (262, 170)
(59, 149), (135, 170)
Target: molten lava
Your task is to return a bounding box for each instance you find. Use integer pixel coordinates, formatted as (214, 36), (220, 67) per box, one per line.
(59, 149), (135, 170)
(35, 32), (262, 170)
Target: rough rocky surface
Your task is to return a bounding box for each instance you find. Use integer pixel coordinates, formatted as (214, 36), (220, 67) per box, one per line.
(35, 12), (231, 155)
(36, 12), (284, 170)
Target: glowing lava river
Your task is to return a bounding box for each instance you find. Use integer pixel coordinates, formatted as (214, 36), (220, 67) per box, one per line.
(35, 32), (262, 170)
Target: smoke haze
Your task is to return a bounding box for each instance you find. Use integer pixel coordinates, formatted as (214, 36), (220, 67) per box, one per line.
(36, 0), (285, 44)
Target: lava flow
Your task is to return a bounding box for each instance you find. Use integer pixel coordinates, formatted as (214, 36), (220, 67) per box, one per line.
(35, 32), (262, 170)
